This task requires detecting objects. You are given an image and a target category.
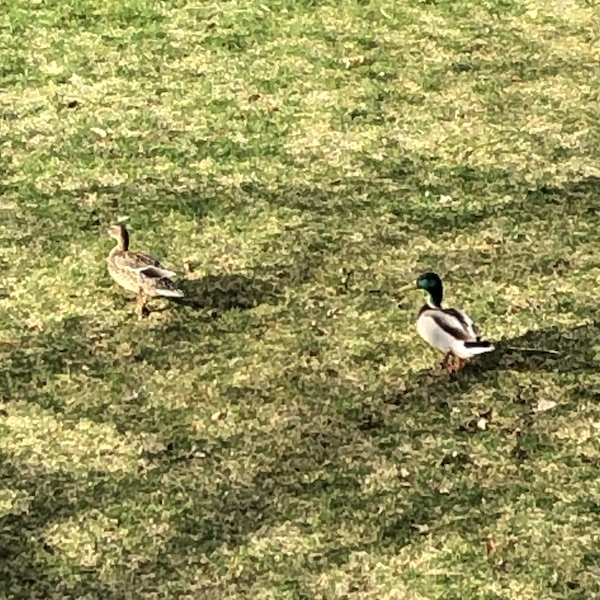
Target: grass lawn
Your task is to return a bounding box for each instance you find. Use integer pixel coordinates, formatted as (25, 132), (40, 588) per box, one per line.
(1, 0), (600, 597)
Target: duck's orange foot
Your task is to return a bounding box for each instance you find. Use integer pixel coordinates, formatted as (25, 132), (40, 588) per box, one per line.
(448, 357), (468, 374)
(440, 352), (453, 371)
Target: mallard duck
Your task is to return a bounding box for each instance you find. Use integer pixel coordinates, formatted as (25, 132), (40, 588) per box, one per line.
(399, 272), (494, 372)
(107, 223), (183, 318)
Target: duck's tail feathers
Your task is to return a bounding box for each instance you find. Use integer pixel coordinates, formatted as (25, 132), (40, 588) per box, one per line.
(155, 285), (184, 298)
(463, 340), (495, 355)
(140, 268), (184, 298)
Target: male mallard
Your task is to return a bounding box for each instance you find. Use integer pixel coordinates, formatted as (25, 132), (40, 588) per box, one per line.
(400, 272), (494, 372)
(107, 223), (183, 318)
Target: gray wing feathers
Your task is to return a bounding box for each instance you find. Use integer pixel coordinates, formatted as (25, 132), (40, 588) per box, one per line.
(442, 307), (481, 340)
(429, 312), (472, 341)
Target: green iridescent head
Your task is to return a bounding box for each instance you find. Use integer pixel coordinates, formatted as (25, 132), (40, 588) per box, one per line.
(416, 271), (443, 306)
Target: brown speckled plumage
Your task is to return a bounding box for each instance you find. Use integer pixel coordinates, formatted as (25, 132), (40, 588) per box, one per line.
(106, 223), (183, 318)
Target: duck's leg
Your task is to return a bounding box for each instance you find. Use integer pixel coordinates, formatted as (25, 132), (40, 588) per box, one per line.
(451, 357), (468, 374)
(445, 353), (464, 374)
(440, 352), (452, 371)
(136, 291), (149, 319)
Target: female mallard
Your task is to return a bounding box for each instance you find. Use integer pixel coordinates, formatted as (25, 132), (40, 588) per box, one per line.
(401, 272), (494, 372)
(107, 223), (183, 318)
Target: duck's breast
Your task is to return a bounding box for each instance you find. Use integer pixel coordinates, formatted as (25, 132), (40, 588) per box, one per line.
(107, 259), (140, 294)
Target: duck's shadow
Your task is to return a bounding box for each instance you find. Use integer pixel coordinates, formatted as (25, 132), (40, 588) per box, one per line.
(477, 320), (599, 375)
(170, 272), (282, 312)
(388, 320), (599, 405)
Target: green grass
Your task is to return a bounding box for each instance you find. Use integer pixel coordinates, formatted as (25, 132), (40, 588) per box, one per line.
(1, 0), (600, 598)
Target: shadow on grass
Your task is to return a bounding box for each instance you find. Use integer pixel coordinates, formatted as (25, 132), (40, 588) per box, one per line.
(172, 271), (284, 312)
(0, 460), (131, 599)
(0, 422), (500, 596)
(1, 315), (597, 428)
(201, 167), (600, 241)
(0, 315), (599, 595)
(2, 171), (600, 595)
(383, 320), (599, 408)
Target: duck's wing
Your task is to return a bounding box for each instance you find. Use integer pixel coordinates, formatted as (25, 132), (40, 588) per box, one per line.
(425, 308), (472, 341)
(442, 307), (481, 341)
(139, 267), (184, 298)
(418, 306), (494, 357)
(113, 251), (177, 278)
